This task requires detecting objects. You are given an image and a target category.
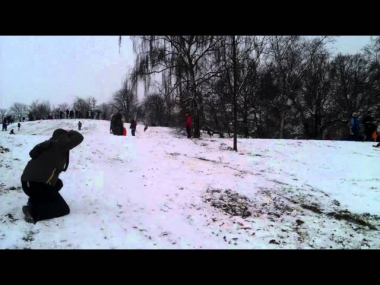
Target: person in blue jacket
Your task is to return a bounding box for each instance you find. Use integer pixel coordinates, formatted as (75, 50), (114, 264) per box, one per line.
(350, 112), (361, 141)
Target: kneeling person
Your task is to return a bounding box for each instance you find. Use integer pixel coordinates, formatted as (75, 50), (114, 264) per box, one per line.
(21, 129), (84, 223)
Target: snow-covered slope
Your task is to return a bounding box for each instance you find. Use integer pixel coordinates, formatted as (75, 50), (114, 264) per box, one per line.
(1, 119), (379, 249)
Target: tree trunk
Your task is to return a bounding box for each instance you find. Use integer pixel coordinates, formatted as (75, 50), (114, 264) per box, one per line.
(314, 115), (319, 139)
(253, 111), (260, 138)
(189, 72), (201, 138)
(280, 109), (285, 139)
(232, 35), (238, 151)
(242, 115), (249, 138)
(213, 110), (220, 130)
(192, 96), (200, 138)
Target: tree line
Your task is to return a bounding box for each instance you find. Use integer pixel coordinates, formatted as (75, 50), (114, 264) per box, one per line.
(2, 36), (379, 150)
(123, 35), (380, 146)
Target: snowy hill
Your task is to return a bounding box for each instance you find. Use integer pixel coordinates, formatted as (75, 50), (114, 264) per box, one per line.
(1, 119), (380, 249)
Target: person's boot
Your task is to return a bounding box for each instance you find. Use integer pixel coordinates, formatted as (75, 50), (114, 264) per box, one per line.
(22, 205), (36, 224)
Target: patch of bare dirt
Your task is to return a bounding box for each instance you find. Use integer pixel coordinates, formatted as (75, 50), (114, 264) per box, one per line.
(204, 189), (252, 218)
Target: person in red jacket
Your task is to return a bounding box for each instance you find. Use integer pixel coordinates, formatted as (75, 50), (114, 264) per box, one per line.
(185, 113), (192, 138)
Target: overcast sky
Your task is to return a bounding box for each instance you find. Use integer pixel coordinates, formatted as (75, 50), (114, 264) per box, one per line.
(0, 36), (374, 110)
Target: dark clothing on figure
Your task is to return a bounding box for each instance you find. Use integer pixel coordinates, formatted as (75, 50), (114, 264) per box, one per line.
(130, 119), (137, 136)
(350, 117), (361, 141)
(112, 124), (123, 136)
(20, 129), (83, 223)
(186, 127), (192, 138)
(2, 118), (7, 131)
(22, 179), (69, 222)
(362, 114), (376, 141)
(362, 114), (373, 125)
(21, 129), (83, 186)
(112, 112), (123, 136)
(185, 114), (192, 138)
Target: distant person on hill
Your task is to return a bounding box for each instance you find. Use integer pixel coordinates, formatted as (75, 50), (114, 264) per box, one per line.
(185, 113), (192, 138)
(144, 125), (148, 132)
(78, 121), (82, 131)
(10, 129), (15, 135)
(110, 114), (114, 134)
(2, 118), (6, 131)
(350, 112), (361, 141)
(362, 111), (376, 141)
(18, 122), (21, 131)
(373, 129), (379, 142)
(20, 128), (84, 224)
(111, 110), (123, 136)
(130, 119), (137, 136)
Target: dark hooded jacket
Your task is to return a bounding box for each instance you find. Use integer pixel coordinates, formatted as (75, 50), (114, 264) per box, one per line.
(113, 112), (123, 126)
(130, 119), (137, 129)
(21, 129), (84, 186)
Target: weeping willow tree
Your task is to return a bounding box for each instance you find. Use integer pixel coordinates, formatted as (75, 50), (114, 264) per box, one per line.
(119, 36), (221, 138)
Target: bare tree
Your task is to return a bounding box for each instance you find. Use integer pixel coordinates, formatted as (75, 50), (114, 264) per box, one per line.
(154, 71), (177, 116)
(129, 36), (222, 138)
(10, 102), (28, 122)
(330, 53), (374, 117)
(0, 109), (7, 121)
(58, 103), (69, 112)
(296, 51), (334, 138)
(115, 36), (380, 142)
(140, 94), (166, 125)
(266, 36), (332, 138)
(28, 100), (52, 120)
(363, 37), (380, 102)
(73, 97), (90, 118)
(283, 39), (337, 139)
(253, 66), (282, 138)
(112, 79), (139, 122)
(98, 102), (112, 120)
(28, 100), (39, 121)
(36, 101), (51, 119)
(364, 36), (380, 64)
(211, 36), (269, 148)
(87, 97), (97, 111)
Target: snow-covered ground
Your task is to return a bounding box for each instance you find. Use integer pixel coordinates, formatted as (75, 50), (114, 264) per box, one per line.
(1, 119), (380, 249)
